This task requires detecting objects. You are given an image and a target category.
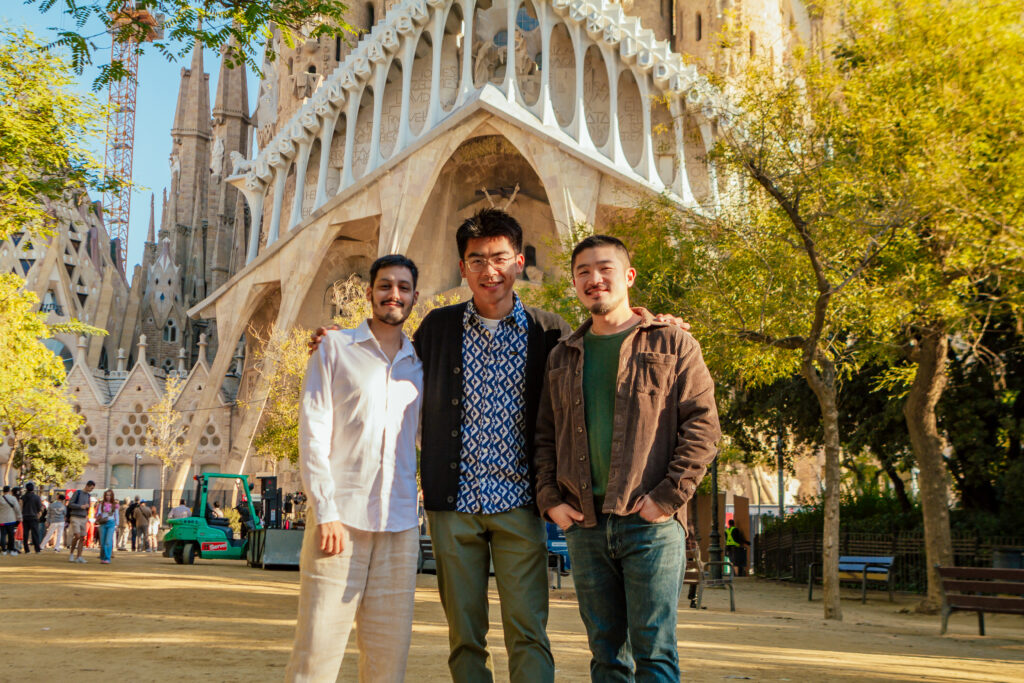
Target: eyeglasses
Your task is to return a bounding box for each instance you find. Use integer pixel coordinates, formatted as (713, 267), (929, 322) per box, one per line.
(465, 255), (515, 272)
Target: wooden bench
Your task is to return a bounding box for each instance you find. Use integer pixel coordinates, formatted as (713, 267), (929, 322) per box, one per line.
(938, 566), (1024, 635)
(808, 555), (895, 603)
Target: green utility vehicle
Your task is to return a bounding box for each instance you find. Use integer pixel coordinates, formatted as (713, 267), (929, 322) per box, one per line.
(162, 473), (262, 564)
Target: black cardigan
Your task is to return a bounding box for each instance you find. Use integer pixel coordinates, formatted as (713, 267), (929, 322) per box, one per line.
(413, 301), (570, 512)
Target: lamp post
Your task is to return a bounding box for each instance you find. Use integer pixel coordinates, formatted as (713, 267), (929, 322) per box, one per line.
(709, 452), (723, 580)
(132, 453), (141, 488)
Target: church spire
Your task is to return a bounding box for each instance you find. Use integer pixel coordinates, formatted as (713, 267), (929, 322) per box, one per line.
(171, 35), (212, 141)
(213, 38), (249, 124)
(146, 193), (155, 243)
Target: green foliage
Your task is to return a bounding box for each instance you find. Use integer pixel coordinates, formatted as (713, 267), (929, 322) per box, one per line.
(143, 375), (187, 467)
(762, 490), (923, 535)
(29, 0), (355, 89)
(0, 27), (117, 242)
(0, 273), (103, 486)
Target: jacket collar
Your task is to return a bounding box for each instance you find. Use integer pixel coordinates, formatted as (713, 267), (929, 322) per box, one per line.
(564, 307), (664, 350)
(352, 319), (416, 363)
(463, 292), (529, 333)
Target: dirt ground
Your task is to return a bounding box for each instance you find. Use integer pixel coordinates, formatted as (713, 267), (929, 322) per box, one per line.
(1, 548), (1022, 682)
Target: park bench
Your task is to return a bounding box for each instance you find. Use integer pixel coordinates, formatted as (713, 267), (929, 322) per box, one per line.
(546, 523), (571, 589)
(808, 555), (895, 603)
(937, 566), (1024, 635)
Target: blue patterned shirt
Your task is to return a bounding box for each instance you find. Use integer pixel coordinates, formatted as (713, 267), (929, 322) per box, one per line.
(457, 294), (532, 514)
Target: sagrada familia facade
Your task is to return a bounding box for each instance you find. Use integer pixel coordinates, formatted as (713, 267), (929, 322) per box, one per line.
(1, 0), (817, 499)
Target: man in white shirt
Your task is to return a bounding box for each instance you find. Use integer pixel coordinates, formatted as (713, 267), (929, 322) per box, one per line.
(285, 255), (423, 683)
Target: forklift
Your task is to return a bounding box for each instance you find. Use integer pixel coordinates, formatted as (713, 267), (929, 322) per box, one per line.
(162, 473), (262, 564)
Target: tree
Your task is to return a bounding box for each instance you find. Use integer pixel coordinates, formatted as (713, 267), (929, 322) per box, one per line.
(827, 0), (1024, 611)
(0, 27), (114, 242)
(30, 0), (355, 88)
(143, 375), (188, 514)
(0, 274), (100, 486)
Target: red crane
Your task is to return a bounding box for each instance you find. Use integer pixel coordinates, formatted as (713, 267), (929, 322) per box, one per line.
(102, 3), (160, 272)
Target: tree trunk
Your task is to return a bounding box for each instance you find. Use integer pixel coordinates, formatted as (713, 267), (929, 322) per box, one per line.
(880, 456), (913, 514)
(802, 354), (843, 621)
(903, 325), (954, 613)
(2, 451), (12, 487)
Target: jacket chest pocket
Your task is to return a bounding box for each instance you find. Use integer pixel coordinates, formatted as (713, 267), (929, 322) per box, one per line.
(634, 353), (675, 395)
(546, 367), (572, 413)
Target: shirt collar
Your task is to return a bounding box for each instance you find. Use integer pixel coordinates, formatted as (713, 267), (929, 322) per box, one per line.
(353, 319), (416, 362)
(463, 293), (529, 333)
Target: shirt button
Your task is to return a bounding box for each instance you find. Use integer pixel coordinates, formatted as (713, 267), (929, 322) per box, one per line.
(450, 430), (459, 437)
(576, 426), (583, 433)
(574, 398), (581, 405)
(581, 482), (588, 490)
(449, 462), (458, 470)
(575, 369), (580, 376)
(578, 455), (585, 461)
(453, 367), (461, 375)
(451, 398), (459, 406)
(446, 496), (454, 503)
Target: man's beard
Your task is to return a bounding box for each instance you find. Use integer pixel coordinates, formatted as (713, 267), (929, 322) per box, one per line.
(375, 300), (409, 326)
(586, 289), (623, 316)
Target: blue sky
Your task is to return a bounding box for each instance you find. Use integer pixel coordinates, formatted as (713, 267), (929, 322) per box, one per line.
(8, 5), (260, 284)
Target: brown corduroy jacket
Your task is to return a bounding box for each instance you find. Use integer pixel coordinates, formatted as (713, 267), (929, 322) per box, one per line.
(534, 308), (721, 528)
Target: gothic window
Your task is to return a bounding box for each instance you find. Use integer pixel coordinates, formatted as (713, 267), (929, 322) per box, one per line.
(335, 35), (342, 61)
(162, 358), (175, 374)
(164, 319), (178, 343)
(366, 2), (375, 31)
(696, 13), (702, 42)
(307, 65), (317, 74)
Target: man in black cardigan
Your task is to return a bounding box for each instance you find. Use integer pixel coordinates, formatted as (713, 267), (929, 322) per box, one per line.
(413, 209), (568, 682)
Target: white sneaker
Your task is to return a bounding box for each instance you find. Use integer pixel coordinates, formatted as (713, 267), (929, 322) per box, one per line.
(76, 556), (87, 563)
(68, 554), (75, 562)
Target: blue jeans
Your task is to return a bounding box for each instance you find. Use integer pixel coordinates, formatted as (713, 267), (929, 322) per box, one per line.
(565, 513), (685, 683)
(99, 520), (117, 561)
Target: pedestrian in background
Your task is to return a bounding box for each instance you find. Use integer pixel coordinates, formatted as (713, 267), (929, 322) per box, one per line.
(67, 481), (95, 563)
(95, 489), (119, 564)
(0, 485), (21, 555)
(133, 500), (152, 552)
(42, 493), (67, 551)
(116, 498), (131, 550)
(147, 503), (160, 552)
(126, 496), (140, 551)
(20, 483), (43, 554)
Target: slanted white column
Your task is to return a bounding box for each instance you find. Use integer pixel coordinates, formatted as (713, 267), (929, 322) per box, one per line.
(571, 26), (593, 149)
(314, 110), (342, 208)
(426, 10), (445, 128)
(267, 165), (287, 246)
(397, 34), (415, 150)
(536, 4), (556, 126)
(244, 183), (267, 263)
(368, 62), (387, 171)
(287, 140), (313, 230)
(339, 94), (361, 192)
(602, 45), (624, 166)
(457, 0), (477, 105)
(501, 0), (518, 102)
(636, 73), (659, 183)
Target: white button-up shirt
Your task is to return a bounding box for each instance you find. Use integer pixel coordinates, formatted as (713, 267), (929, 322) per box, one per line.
(298, 320), (422, 532)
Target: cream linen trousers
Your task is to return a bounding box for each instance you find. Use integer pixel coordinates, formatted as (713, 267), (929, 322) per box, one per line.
(285, 521), (419, 682)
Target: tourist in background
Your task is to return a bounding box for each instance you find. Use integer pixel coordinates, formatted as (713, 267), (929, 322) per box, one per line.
(168, 499), (191, 520)
(116, 498), (130, 550)
(19, 483), (43, 554)
(132, 499), (151, 551)
(66, 481), (95, 563)
(42, 493), (67, 551)
(0, 485), (21, 555)
(95, 489), (119, 564)
(126, 496), (140, 551)
(147, 502), (160, 552)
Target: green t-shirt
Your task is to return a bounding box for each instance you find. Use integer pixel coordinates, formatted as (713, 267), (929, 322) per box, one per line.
(583, 324), (637, 497)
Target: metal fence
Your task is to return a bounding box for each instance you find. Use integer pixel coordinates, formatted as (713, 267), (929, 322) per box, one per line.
(754, 527), (1024, 593)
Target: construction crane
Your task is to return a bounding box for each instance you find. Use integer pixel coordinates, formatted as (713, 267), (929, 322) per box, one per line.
(102, 3), (161, 272)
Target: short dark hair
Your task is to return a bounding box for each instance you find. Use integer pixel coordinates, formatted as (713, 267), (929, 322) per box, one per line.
(570, 234), (631, 270)
(369, 254), (419, 289)
(456, 208), (523, 260)
(179, 499), (186, 505)
(25, 483), (34, 492)
(2, 486), (8, 494)
(86, 480), (96, 487)
(58, 493), (66, 501)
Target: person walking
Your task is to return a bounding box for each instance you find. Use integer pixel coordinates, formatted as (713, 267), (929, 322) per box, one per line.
(95, 490), (120, 564)
(126, 496), (139, 551)
(42, 493), (67, 551)
(0, 485), (21, 555)
(116, 498), (130, 550)
(725, 519), (750, 577)
(67, 481), (95, 563)
(147, 503), (160, 552)
(535, 235), (721, 681)
(19, 483), (43, 554)
(133, 500), (152, 552)
(285, 255), (424, 682)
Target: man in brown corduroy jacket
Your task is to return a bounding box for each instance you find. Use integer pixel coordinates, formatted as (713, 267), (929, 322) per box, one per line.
(535, 235), (721, 681)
